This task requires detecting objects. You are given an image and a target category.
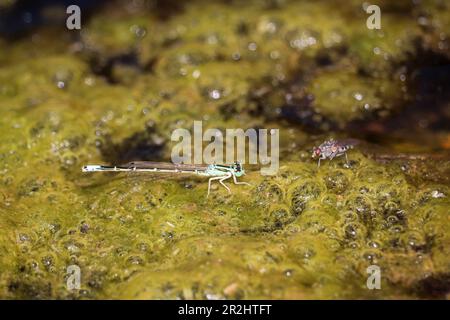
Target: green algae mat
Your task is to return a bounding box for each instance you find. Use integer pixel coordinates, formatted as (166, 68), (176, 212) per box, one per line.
(0, 0), (449, 299)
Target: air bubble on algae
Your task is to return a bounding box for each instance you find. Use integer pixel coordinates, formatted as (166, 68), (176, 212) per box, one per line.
(289, 179), (324, 215)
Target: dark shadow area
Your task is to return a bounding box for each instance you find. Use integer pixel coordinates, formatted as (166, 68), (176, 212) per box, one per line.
(99, 126), (166, 165)
(0, 0), (101, 40)
(347, 44), (450, 150)
(0, 0), (185, 40)
(413, 273), (450, 299)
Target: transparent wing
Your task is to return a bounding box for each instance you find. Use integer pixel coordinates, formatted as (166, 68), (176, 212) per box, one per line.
(78, 170), (204, 190)
(124, 161), (208, 172)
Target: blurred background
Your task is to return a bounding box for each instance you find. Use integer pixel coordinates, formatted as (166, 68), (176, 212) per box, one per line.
(0, 0), (449, 299)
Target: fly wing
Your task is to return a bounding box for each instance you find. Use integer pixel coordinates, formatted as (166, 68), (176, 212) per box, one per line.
(339, 138), (361, 148)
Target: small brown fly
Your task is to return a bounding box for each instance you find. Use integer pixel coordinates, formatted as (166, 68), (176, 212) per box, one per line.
(312, 138), (360, 167)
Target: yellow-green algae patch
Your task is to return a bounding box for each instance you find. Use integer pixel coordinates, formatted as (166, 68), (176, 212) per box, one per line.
(1, 147), (448, 298)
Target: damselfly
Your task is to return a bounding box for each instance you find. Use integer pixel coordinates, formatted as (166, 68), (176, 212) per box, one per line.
(82, 161), (251, 197)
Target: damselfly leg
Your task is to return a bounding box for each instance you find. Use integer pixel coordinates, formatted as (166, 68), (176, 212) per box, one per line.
(208, 175), (229, 197)
(232, 174), (251, 187)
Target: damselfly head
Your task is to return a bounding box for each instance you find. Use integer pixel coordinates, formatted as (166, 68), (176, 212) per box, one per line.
(233, 161), (245, 176)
